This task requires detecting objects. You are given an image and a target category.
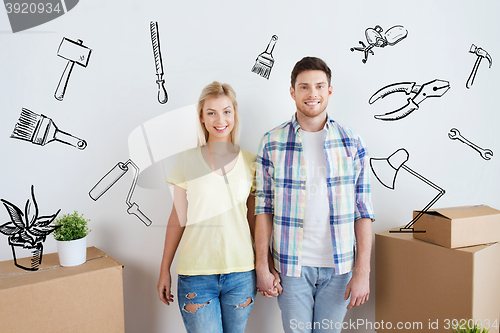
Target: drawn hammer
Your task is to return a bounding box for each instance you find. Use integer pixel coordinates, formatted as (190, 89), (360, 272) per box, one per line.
(466, 44), (492, 89)
(54, 38), (92, 101)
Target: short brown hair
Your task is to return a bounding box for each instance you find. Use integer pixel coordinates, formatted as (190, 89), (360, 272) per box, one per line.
(196, 81), (240, 146)
(291, 57), (332, 88)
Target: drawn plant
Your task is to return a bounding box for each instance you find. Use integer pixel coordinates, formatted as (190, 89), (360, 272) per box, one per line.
(0, 185), (60, 271)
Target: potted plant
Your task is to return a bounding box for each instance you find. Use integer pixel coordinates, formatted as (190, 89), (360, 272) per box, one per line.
(52, 211), (91, 267)
(0, 185), (60, 271)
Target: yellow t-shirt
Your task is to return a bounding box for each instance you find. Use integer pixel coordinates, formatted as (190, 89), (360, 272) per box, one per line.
(167, 147), (256, 275)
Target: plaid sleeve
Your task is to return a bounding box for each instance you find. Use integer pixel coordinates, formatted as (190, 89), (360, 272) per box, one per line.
(353, 136), (375, 221)
(255, 134), (274, 215)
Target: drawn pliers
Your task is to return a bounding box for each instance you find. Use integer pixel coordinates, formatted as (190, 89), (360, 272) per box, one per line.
(369, 79), (450, 121)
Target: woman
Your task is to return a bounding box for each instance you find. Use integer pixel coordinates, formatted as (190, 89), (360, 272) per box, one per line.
(157, 81), (258, 333)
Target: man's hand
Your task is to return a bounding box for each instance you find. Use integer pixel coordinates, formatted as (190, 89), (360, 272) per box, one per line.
(270, 267), (283, 295)
(257, 267), (282, 298)
(344, 270), (370, 309)
(345, 217), (372, 309)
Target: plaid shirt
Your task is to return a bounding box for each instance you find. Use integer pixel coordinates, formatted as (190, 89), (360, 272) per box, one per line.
(255, 114), (375, 277)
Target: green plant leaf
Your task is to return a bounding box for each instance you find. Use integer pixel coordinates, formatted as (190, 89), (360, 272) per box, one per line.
(53, 211), (90, 241)
(0, 221), (21, 235)
(1, 199), (25, 229)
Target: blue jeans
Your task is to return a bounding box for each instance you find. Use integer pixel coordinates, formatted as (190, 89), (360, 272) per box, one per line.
(177, 270), (256, 333)
(278, 267), (352, 333)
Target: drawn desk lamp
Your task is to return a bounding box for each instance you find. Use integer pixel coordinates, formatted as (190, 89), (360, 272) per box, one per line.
(370, 148), (445, 233)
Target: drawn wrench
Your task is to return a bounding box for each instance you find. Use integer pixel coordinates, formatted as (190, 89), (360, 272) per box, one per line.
(448, 128), (493, 160)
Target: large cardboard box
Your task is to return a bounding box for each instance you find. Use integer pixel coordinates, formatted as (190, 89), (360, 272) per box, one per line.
(0, 247), (124, 333)
(376, 229), (500, 333)
(413, 205), (500, 248)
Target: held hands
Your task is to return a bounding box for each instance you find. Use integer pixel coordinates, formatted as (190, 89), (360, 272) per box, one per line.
(256, 267), (283, 298)
(344, 270), (370, 309)
(158, 270), (174, 305)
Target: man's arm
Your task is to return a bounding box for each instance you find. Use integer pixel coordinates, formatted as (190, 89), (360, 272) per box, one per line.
(344, 217), (372, 309)
(254, 133), (282, 297)
(255, 213), (279, 295)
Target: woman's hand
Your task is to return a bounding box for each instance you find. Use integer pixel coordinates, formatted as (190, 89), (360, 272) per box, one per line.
(158, 270), (174, 305)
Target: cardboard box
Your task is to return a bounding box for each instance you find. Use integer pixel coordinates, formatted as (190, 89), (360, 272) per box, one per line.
(375, 229), (500, 333)
(413, 205), (500, 248)
(0, 247), (124, 333)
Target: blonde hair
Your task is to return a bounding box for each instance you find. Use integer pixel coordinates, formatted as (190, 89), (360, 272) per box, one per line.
(196, 81), (240, 146)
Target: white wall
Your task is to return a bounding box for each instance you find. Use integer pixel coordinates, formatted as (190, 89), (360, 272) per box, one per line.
(1, 0), (499, 332)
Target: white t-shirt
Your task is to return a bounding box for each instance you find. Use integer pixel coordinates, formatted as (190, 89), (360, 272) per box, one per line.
(300, 130), (335, 267)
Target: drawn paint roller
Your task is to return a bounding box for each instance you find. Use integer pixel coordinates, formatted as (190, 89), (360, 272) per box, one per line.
(10, 108), (87, 149)
(89, 159), (152, 226)
(251, 35), (278, 79)
(54, 37), (92, 101)
(150, 21), (168, 104)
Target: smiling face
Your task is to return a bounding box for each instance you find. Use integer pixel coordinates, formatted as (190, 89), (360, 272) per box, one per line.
(290, 70), (333, 120)
(200, 95), (235, 143)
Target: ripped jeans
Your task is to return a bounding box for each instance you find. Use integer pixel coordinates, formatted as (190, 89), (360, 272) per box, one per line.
(177, 270), (256, 333)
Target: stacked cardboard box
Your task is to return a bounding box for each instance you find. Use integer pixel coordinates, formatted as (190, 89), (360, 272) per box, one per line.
(375, 205), (500, 333)
(0, 247), (125, 333)
(413, 205), (500, 248)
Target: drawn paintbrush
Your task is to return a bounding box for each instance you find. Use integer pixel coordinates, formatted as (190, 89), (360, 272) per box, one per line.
(251, 35), (278, 79)
(150, 21), (168, 104)
(10, 108), (87, 150)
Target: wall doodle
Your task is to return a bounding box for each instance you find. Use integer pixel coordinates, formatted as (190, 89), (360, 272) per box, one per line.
(370, 148), (446, 233)
(10, 108), (87, 150)
(150, 21), (168, 104)
(0, 185), (60, 271)
(89, 159), (152, 226)
(54, 37), (92, 101)
(251, 35), (278, 79)
(350, 25), (407, 63)
(448, 128), (493, 160)
(466, 44), (492, 89)
(369, 79), (450, 121)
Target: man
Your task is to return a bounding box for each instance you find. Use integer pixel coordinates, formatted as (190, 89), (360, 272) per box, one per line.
(254, 56), (375, 333)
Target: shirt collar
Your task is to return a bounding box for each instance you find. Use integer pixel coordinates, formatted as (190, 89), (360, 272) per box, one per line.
(291, 112), (333, 135)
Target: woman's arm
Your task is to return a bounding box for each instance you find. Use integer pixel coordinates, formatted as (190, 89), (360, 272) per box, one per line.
(246, 194), (256, 240)
(157, 185), (187, 305)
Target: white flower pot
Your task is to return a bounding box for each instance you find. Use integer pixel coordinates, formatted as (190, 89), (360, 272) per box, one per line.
(56, 236), (87, 267)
